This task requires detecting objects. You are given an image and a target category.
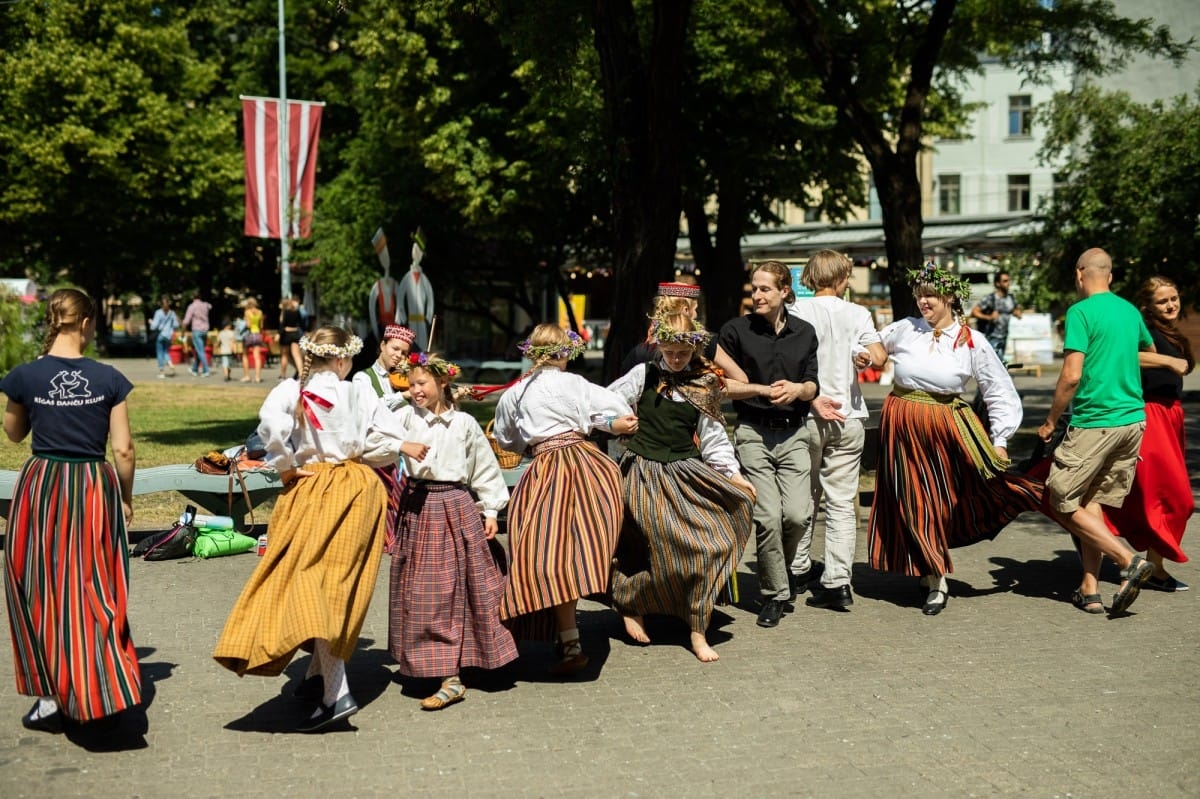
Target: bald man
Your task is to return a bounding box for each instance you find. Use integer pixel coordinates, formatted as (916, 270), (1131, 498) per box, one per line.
(1038, 248), (1157, 616)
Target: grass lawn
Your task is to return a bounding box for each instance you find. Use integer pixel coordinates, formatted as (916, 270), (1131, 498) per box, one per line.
(1, 384), (499, 530)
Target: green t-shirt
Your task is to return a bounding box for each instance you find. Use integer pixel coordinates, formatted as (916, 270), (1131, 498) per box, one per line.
(1062, 291), (1152, 428)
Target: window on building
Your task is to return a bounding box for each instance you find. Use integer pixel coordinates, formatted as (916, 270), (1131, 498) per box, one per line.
(938, 174), (961, 215)
(1008, 95), (1033, 137)
(804, 206), (821, 223)
(868, 174), (881, 220)
(1052, 172), (1068, 201)
(1008, 174), (1031, 211)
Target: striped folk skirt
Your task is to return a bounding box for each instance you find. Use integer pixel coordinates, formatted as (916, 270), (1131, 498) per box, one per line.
(213, 461), (387, 676)
(868, 389), (1043, 577)
(4, 456), (141, 721)
(500, 434), (622, 641)
(389, 481), (518, 678)
(374, 463), (403, 554)
(1103, 398), (1192, 563)
(612, 453), (754, 633)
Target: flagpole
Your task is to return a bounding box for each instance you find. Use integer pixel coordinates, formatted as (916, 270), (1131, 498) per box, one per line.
(277, 0), (292, 300)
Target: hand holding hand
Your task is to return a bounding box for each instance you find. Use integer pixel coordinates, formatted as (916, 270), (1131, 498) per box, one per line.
(853, 351), (872, 370)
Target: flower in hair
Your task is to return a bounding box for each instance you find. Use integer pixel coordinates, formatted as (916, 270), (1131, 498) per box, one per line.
(906, 262), (971, 305)
(400, 352), (460, 380)
(299, 334), (364, 359)
(518, 329), (587, 361)
(649, 313), (712, 348)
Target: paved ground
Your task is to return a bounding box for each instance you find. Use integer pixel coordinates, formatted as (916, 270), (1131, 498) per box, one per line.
(1, 357), (1198, 798)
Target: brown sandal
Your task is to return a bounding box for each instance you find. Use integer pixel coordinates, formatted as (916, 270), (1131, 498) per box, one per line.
(550, 638), (589, 676)
(420, 678), (466, 710)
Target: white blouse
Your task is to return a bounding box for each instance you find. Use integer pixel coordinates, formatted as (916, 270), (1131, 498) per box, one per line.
(351, 361), (408, 411)
(880, 317), (1023, 448)
(606, 363), (743, 477)
(387, 405), (509, 518)
(493, 368), (632, 452)
(257, 371), (409, 473)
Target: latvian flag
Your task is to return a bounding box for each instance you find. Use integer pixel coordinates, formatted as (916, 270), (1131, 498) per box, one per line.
(241, 96), (324, 239)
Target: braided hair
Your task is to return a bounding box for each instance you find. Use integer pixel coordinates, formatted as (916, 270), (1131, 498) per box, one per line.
(41, 288), (96, 355)
(292, 325), (356, 430)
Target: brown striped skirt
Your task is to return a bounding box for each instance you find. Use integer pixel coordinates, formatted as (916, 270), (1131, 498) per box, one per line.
(867, 388), (1043, 577)
(612, 452), (754, 633)
(500, 433), (622, 641)
(213, 461), (387, 676)
(4, 456), (142, 721)
(389, 481), (518, 678)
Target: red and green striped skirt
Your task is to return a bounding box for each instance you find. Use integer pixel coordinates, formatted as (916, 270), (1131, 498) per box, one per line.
(500, 433), (622, 640)
(868, 389), (1043, 577)
(4, 456), (141, 721)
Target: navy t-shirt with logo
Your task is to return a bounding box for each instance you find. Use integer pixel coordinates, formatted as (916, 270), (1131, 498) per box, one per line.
(0, 356), (133, 459)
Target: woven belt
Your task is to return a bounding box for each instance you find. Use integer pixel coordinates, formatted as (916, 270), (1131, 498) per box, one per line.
(532, 431), (585, 457)
(892, 386), (961, 405)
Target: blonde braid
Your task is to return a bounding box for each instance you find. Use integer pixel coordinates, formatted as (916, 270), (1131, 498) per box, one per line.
(41, 289), (93, 354)
(293, 350), (316, 430)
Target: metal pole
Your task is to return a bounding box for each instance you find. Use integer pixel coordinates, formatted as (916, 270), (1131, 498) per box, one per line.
(277, 0), (291, 300)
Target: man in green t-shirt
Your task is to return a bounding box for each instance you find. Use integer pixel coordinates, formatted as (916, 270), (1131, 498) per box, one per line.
(1038, 248), (1157, 617)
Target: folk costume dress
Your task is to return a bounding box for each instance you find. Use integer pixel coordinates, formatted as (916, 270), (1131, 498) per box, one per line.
(0, 357), (141, 722)
(213, 372), (407, 676)
(492, 368), (633, 640)
(606, 360), (754, 634)
(387, 405), (517, 678)
(867, 318), (1042, 577)
(1102, 327), (1192, 563)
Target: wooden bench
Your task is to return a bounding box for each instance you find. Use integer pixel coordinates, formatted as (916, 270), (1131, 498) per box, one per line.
(1, 458), (530, 527)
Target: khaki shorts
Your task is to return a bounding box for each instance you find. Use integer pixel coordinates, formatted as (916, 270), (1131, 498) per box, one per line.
(1045, 422), (1144, 513)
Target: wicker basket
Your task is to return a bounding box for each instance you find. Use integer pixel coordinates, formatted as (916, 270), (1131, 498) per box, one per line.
(485, 419), (523, 469)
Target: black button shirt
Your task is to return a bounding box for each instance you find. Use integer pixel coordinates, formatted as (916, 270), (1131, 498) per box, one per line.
(718, 312), (819, 419)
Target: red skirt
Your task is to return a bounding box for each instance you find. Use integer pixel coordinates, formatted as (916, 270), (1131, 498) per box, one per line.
(1102, 398), (1192, 562)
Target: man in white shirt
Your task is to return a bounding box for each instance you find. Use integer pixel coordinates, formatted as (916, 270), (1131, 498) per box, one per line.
(787, 251), (887, 609)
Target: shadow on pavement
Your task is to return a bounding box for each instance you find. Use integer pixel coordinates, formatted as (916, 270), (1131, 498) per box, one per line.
(61, 646), (165, 751)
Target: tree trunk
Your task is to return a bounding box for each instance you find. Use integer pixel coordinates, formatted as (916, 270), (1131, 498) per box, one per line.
(705, 174), (749, 332)
(593, 0), (692, 381)
(874, 157), (923, 321)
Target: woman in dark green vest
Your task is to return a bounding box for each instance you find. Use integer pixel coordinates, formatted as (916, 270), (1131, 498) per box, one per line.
(606, 309), (756, 662)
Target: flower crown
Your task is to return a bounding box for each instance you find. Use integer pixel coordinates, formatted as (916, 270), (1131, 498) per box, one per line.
(649, 313), (712, 348)
(299, 334), (363, 359)
(400, 352), (460, 380)
(518, 329), (586, 361)
(906, 262), (971, 305)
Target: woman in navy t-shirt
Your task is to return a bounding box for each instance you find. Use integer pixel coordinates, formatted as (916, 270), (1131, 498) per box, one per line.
(0, 288), (141, 733)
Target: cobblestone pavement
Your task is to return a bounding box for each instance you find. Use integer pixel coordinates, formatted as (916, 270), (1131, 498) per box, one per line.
(1, 359), (1198, 798)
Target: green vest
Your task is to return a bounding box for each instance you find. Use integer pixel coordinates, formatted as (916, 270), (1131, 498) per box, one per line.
(624, 363), (701, 463)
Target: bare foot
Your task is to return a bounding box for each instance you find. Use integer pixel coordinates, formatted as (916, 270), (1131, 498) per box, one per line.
(622, 614), (650, 644)
(690, 632), (719, 662)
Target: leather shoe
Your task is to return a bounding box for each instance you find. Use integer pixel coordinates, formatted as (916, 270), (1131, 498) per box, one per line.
(788, 569), (812, 599)
(296, 693), (359, 733)
(293, 675), (323, 701)
(756, 598), (787, 628)
(21, 702), (64, 734)
(806, 584), (853, 610)
(922, 589), (949, 616)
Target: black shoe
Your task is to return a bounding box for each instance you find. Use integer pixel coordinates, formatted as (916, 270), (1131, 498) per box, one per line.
(806, 584), (853, 610)
(756, 598), (787, 628)
(296, 693), (359, 733)
(293, 675), (323, 701)
(788, 569), (812, 599)
(922, 590), (949, 616)
(21, 701), (64, 734)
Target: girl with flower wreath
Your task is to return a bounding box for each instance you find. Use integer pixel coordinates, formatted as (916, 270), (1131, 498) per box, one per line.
(493, 324), (639, 675)
(214, 326), (421, 733)
(867, 263), (1042, 616)
(387, 352), (517, 710)
(606, 310), (757, 662)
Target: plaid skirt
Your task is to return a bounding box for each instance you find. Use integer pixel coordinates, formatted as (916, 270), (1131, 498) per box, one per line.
(389, 481), (518, 678)
(213, 461), (387, 676)
(500, 434), (622, 641)
(4, 456), (142, 721)
(868, 389), (1043, 577)
(612, 453), (753, 633)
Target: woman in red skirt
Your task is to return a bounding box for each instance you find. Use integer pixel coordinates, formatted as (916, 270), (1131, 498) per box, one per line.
(1, 289), (140, 733)
(1103, 276), (1194, 592)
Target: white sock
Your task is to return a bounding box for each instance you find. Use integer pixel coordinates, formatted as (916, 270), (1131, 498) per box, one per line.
(558, 627), (580, 644)
(314, 640), (349, 708)
(927, 574), (948, 602)
(33, 696), (59, 719)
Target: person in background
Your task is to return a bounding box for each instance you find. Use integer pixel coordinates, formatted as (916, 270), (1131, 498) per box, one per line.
(241, 298), (265, 383)
(1, 288), (141, 733)
(494, 324), (637, 675)
(278, 294), (305, 380)
(787, 250), (888, 610)
(970, 271), (1022, 363)
(868, 263), (1041, 616)
(150, 295), (180, 378)
(215, 318), (237, 382)
(182, 291), (213, 377)
(1101, 276), (1194, 593)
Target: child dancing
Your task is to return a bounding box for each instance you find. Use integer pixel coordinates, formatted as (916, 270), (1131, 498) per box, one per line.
(388, 353), (517, 709)
(493, 324), (638, 674)
(607, 310), (756, 662)
(213, 326), (419, 732)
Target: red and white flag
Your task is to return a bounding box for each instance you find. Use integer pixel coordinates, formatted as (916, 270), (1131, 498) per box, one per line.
(241, 96), (324, 239)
